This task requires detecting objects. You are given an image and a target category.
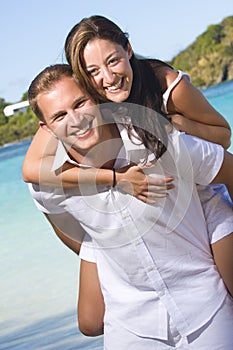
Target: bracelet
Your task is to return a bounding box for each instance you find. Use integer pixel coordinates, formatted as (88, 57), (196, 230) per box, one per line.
(112, 168), (117, 188)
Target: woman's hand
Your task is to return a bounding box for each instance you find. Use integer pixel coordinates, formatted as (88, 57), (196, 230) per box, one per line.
(116, 164), (174, 204)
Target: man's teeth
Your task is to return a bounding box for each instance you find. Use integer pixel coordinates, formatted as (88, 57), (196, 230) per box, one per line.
(75, 124), (90, 136)
(107, 79), (122, 91)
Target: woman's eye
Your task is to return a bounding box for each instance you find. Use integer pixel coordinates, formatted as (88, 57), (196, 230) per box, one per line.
(88, 68), (98, 76)
(109, 57), (119, 65)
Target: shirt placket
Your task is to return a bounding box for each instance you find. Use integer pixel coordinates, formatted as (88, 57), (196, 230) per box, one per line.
(134, 237), (190, 337)
(110, 185), (190, 338)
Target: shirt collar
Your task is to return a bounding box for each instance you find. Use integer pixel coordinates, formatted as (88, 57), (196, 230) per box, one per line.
(51, 141), (91, 172)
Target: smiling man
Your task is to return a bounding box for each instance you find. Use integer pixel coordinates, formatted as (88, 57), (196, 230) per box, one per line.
(30, 64), (122, 167)
(26, 64), (233, 350)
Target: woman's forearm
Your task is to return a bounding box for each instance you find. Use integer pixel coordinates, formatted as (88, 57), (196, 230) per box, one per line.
(172, 114), (231, 149)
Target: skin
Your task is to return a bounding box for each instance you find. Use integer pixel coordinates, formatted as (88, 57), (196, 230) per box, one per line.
(31, 74), (233, 337)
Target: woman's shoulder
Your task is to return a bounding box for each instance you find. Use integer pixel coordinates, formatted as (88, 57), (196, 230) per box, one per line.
(146, 59), (177, 91)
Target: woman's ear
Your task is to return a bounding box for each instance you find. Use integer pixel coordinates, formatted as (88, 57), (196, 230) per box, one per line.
(127, 42), (133, 59)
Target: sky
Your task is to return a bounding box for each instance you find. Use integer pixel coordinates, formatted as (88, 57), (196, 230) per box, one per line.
(1, 0), (233, 103)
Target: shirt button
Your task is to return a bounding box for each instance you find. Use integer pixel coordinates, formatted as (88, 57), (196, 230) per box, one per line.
(158, 290), (165, 297)
(135, 238), (142, 245)
(147, 265), (155, 272)
(121, 211), (128, 219)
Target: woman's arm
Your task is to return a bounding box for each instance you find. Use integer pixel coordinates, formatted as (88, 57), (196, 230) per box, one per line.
(22, 128), (114, 187)
(22, 127), (58, 183)
(164, 69), (231, 149)
(22, 127), (174, 204)
(78, 259), (105, 336)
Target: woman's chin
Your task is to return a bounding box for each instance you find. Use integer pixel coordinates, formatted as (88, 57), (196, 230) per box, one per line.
(105, 90), (130, 103)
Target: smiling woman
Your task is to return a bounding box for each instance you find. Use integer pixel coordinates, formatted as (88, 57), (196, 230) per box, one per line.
(83, 38), (134, 103)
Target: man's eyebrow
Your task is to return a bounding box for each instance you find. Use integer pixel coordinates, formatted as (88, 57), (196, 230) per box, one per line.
(71, 96), (88, 108)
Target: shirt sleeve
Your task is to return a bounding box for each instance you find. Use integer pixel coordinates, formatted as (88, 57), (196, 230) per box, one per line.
(176, 132), (224, 185)
(28, 183), (67, 214)
(79, 233), (97, 263)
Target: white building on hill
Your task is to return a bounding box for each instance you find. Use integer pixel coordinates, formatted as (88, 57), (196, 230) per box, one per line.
(3, 101), (30, 117)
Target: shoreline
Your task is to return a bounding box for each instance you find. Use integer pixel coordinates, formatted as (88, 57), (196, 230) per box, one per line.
(0, 137), (32, 149)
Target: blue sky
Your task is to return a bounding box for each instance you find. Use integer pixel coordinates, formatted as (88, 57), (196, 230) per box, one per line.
(1, 0), (232, 102)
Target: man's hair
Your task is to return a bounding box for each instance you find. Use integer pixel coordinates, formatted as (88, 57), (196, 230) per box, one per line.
(28, 64), (73, 122)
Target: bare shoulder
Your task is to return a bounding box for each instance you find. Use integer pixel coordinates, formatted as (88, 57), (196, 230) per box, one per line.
(148, 60), (176, 92)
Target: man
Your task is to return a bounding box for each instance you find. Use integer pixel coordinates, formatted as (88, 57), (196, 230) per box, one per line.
(26, 64), (233, 349)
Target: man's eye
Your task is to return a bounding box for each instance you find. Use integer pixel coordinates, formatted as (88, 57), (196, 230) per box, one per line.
(74, 100), (86, 109)
(54, 114), (65, 122)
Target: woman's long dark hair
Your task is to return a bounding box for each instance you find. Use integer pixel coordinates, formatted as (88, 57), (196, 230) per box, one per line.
(65, 15), (172, 160)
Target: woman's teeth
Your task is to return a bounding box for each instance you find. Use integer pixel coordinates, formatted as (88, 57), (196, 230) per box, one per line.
(107, 79), (122, 91)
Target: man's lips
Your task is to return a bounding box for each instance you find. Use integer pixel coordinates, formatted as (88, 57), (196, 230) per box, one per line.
(70, 117), (94, 137)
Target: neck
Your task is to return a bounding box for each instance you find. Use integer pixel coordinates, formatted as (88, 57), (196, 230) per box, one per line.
(68, 123), (122, 169)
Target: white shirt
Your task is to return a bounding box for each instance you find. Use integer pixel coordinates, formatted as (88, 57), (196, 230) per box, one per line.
(28, 127), (226, 341)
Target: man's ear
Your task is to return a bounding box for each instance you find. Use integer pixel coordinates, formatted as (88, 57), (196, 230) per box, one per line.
(39, 121), (49, 132)
(127, 42), (133, 59)
(39, 121), (57, 138)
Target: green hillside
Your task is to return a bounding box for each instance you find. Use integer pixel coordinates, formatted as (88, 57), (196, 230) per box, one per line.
(169, 15), (233, 88)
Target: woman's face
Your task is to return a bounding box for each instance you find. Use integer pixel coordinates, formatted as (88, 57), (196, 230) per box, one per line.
(83, 38), (133, 103)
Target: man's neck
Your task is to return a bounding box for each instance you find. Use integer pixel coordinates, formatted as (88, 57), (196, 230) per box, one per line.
(67, 123), (122, 169)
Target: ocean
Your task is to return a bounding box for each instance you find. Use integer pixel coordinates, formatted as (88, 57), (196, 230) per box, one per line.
(0, 80), (233, 349)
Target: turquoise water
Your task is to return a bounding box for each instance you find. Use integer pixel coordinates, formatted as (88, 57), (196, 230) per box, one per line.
(0, 80), (233, 349)
(0, 142), (103, 349)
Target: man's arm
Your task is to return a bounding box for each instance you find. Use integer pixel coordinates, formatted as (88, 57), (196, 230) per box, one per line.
(44, 213), (105, 333)
(44, 212), (84, 254)
(78, 259), (105, 336)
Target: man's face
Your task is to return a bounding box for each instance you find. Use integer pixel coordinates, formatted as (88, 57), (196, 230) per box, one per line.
(38, 76), (104, 154)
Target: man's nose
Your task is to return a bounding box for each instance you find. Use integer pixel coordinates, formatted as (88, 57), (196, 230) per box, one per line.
(68, 112), (81, 124)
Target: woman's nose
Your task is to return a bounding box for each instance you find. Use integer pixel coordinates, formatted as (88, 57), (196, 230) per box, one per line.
(101, 67), (115, 84)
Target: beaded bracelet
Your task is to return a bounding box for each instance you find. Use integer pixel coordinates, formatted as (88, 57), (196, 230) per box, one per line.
(112, 168), (117, 188)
